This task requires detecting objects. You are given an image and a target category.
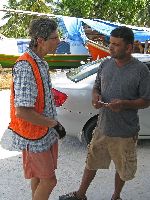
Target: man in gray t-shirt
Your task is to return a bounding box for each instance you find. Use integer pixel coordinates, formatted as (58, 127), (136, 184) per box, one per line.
(59, 27), (150, 200)
(95, 56), (150, 138)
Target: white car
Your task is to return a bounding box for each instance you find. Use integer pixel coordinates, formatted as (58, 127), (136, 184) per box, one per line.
(52, 54), (150, 144)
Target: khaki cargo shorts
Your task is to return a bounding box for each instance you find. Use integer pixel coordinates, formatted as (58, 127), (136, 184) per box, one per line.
(86, 127), (137, 181)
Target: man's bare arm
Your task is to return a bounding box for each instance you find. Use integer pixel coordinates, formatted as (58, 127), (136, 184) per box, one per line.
(106, 98), (150, 112)
(15, 107), (57, 128)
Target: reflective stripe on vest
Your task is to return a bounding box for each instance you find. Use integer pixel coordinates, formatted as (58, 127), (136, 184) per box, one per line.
(9, 52), (49, 140)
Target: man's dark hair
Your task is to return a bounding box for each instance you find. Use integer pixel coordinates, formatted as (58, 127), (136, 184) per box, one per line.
(110, 26), (134, 45)
(29, 17), (58, 48)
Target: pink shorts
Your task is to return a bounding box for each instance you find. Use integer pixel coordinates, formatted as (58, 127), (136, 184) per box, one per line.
(22, 142), (58, 179)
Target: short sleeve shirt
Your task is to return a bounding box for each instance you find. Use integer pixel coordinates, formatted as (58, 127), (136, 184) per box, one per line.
(94, 57), (150, 137)
(3, 48), (58, 152)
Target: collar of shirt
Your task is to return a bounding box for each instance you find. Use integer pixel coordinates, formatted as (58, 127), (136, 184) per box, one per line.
(26, 48), (48, 67)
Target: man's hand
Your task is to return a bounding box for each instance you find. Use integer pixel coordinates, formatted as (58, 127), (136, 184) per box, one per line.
(48, 119), (58, 128)
(92, 93), (104, 109)
(105, 99), (124, 112)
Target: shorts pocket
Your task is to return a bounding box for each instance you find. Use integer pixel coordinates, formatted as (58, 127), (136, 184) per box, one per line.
(123, 150), (137, 181)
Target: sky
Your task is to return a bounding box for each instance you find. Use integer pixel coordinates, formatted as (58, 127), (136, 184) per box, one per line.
(0, 0), (8, 8)
(0, 0), (8, 27)
(0, 0), (8, 17)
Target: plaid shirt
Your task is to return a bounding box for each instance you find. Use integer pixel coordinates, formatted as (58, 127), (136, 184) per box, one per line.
(4, 48), (58, 153)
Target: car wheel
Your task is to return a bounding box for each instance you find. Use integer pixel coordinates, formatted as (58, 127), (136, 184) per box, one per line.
(83, 116), (98, 145)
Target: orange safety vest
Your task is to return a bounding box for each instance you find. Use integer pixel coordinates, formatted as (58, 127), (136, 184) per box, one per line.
(9, 52), (49, 140)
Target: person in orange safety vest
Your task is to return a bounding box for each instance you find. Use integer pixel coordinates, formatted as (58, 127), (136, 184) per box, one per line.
(2, 17), (61, 200)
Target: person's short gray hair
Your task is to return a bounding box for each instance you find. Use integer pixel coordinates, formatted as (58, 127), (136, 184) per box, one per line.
(29, 17), (58, 48)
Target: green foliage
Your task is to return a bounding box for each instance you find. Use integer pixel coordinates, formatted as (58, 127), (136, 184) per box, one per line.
(136, 0), (150, 27)
(60, 0), (93, 17)
(101, 0), (146, 26)
(55, 0), (149, 27)
(1, 0), (53, 38)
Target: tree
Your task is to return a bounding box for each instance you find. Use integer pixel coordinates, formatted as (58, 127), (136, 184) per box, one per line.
(1, 0), (54, 38)
(60, 0), (93, 18)
(99, 0), (147, 26)
(136, 0), (150, 27)
(55, 0), (149, 27)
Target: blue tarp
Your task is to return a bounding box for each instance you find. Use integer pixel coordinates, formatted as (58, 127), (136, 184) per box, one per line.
(58, 16), (87, 43)
(82, 18), (150, 42)
(57, 16), (89, 54)
(59, 16), (150, 43)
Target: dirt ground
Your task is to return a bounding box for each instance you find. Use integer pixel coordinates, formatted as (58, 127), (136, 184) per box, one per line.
(0, 68), (12, 90)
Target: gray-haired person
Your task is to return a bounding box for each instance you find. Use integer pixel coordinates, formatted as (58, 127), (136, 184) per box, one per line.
(59, 26), (150, 200)
(2, 17), (60, 200)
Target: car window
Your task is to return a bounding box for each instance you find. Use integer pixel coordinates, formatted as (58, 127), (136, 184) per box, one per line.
(67, 58), (107, 83)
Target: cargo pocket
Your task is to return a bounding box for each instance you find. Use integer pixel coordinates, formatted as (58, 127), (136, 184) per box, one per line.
(123, 149), (137, 181)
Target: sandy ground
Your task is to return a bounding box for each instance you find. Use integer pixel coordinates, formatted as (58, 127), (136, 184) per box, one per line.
(0, 90), (150, 200)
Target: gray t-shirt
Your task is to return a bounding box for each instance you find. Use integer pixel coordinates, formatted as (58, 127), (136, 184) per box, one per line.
(94, 57), (150, 137)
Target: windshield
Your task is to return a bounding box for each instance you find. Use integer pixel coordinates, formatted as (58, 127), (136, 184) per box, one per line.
(67, 57), (107, 83)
